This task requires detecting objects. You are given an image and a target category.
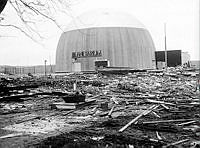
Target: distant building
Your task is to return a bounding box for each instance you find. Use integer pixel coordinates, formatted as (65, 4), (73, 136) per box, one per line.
(56, 9), (156, 72)
(155, 50), (181, 68)
(155, 50), (191, 69)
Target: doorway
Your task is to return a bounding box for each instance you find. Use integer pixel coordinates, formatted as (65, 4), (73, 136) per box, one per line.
(72, 62), (81, 72)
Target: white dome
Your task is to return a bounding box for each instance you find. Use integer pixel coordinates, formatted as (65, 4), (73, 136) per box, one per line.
(65, 9), (146, 32)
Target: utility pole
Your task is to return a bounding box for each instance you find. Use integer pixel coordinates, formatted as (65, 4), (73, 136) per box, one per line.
(164, 23), (167, 70)
(4, 66), (6, 74)
(49, 55), (53, 73)
(50, 64), (53, 73)
(33, 66), (36, 74)
(44, 60), (47, 76)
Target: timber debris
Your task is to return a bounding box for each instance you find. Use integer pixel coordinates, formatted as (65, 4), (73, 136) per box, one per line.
(0, 67), (199, 148)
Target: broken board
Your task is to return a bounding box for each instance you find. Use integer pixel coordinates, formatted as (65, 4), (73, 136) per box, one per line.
(53, 99), (96, 110)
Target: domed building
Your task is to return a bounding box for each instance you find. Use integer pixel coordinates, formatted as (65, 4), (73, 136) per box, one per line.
(56, 10), (156, 72)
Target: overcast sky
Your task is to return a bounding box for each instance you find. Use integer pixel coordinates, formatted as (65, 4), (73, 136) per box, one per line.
(0, 0), (199, 66)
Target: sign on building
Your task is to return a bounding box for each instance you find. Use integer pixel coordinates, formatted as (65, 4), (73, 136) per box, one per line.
(72, 50), (102, 59)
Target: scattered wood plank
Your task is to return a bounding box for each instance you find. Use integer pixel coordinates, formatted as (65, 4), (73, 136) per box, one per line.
(152, 111), (160, 118)
(108, 105), (115, 118)
(164, 139), (190, 147)
(119, 105), (159, 132)
(177, 121), (196, 126)
(143, 119), (194, 124)
(87, 94), (101, 100)
(0, 133), (26, 139)
(156, 131), (162, 140)
(145, 99), (176, 106)
(160, 104), (170, 110)
(53, 99), (96, 110)
(90, 106), (98, 115)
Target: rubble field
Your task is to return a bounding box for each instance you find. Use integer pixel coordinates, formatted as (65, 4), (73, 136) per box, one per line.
(0, 67), (199, 148)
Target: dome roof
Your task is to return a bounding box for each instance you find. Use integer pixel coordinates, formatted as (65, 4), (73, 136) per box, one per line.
(65, 9), (146, 32)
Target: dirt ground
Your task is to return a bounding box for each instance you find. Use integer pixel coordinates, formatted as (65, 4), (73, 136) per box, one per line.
(0, 68), (199, 148)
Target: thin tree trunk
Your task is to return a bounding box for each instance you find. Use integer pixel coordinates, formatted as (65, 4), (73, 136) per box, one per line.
(0, 0), (8, 13)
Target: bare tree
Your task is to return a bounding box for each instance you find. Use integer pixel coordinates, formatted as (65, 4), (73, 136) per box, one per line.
(0, 0), (75, 42)
(0, 0), (8, 14)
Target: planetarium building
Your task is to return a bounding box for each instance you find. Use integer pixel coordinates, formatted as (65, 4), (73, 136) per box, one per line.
(56, 10), (156, 72)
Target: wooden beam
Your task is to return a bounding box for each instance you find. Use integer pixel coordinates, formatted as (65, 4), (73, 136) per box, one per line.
(146, 99), (176, 106)
(143, 119), (194, 124)
(119, 105), (159, 132)
(164, 139), (190, 147)
(108, 105), (115, 118)
(177, 121), (196, 126)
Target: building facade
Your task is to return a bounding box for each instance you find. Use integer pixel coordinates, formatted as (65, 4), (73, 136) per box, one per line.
(56, 10), (156, 72)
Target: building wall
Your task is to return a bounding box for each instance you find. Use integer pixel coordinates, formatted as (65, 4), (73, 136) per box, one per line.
(56, 27), (155, 72)
(155, 50), (182, 67)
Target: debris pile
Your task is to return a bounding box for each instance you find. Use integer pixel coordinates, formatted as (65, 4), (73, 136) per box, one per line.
(0, 68), (199, 148)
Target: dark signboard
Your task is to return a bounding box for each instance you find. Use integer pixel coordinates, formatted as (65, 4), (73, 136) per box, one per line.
(155, 50), (182, 67)
(72, 50), (102, 59)
(95, 60), (108, 68)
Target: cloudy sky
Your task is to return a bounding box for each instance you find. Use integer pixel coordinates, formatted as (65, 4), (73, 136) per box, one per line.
(0, 0), (199, 66)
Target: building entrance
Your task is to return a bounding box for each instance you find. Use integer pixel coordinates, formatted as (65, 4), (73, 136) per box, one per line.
(72, 62), (81, 72)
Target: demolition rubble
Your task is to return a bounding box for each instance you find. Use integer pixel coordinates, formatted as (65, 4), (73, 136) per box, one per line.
(0, 67), (199, 148)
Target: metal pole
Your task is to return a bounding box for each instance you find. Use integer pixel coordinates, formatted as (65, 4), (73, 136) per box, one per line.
(50, 64), (53, 73)
(44, 60), (47, 76)
(164, 23), (167, 70)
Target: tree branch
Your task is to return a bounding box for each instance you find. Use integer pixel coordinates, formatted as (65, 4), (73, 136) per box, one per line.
(0, 0), (77, 42)
(0, 0), (8, 14)
(0, 24), (43, 44)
